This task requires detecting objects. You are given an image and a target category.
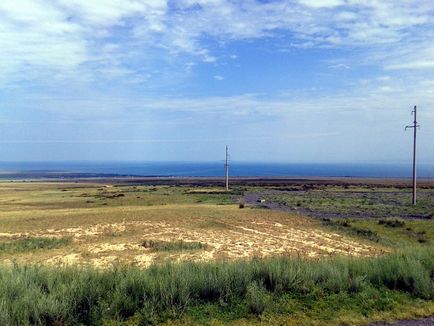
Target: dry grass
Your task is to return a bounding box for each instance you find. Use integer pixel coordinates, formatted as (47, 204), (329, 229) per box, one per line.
(0, 182), (384, 268)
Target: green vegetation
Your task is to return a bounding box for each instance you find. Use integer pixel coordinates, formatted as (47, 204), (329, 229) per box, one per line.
(0, 183), (237, 213)
(0, 248), (433, 325)
(378, 218), (406, 228)
(322, 218), (382, 243)
(322, 218), (433, 247)
(262, 186), (434, 219)
(0, 181), (433, 324)
(141, 240), (207, 252)
(0, 237), (70, 253)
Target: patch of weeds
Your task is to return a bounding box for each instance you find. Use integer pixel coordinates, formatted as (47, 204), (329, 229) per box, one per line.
(404, 229), (429, 244)
(335, 219), (352, 227)
(352, 228), (380, 241)
(323, 219), (381, 242)
(245, 282), (271, 315)
(378, 219), (405, 228)
(0, 237), (70, 253)
(141, 240), (207, 252)
(415, 231), (428, 243)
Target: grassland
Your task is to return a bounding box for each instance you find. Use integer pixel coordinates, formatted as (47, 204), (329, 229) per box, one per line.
(0, 182), (383, 267)
(0, 180), (433, 325)
(250, 184), (434, 219)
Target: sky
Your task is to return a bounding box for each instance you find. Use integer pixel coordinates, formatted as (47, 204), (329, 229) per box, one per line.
(0, 0), (433, 163)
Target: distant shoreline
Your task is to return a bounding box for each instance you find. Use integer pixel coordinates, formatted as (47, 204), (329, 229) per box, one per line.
(0, 172), (433, 187)
(0, 162), (433, 179)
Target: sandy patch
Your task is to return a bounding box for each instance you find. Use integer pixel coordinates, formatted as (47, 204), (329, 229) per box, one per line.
(46, 253), (81, 266)
(1, 207), (383, 268)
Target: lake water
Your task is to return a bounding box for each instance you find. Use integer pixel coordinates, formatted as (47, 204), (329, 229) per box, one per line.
(0, 161), (433, 178)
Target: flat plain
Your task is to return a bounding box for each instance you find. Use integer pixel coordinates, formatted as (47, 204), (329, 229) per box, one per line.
(0, 182), (387, 267)
(0, 179), (433, 325)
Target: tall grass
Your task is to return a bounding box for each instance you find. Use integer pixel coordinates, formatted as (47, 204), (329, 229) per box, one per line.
(0, 247), (433, 325)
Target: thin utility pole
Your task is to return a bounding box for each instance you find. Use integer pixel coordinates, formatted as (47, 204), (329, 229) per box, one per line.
(405, 105), (420, 205)
(225, 145), (229, 191)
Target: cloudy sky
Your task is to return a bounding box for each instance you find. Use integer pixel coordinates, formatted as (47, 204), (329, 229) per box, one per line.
(1, 0), (433, 162)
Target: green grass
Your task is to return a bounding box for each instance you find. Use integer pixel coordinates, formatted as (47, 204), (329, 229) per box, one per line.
(0, 183), (237, 213)
(262, 186), (434, 219)
(0, 247), (433, 325)
(322, 218), (382, 243)
(0, 237), (70, 253)
(141, 240), (207, 252)
(322, 218), (433, 247)
(0, 182), (433, 324)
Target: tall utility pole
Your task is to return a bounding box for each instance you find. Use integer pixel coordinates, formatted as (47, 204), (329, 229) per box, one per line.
(405, 105), (420, 205)
(225, 145), (229, 191)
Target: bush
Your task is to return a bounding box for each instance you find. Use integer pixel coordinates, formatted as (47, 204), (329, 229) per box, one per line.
(245, 282), (271, 315)
(378, 219), (405, 228)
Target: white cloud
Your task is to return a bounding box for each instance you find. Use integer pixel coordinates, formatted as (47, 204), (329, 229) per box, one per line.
(214, 75), (224, 80)
(386, 61), (434, 70)
(328, 63), (350, 69)
(0, 0), (433, 87)
(297, 0), (344, 9)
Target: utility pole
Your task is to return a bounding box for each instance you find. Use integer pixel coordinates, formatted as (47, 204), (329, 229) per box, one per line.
(225, 145), (229, 191)
(405, 105), (420, 205)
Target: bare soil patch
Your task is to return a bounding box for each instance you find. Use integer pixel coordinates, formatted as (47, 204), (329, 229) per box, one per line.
(0, 204), (383, 268)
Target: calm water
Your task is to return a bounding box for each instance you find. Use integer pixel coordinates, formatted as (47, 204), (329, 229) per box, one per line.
(0, 161), (433, 178)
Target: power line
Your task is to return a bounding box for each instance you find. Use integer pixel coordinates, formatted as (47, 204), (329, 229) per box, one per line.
(405, 105), (420, 205)
(225, 145), (229, 191)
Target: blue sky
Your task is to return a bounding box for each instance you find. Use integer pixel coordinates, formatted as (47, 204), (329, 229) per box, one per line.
(0, 0), (433, 163)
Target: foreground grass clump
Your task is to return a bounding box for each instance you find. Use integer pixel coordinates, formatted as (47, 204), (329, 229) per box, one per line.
(0, 237), (70, 253)
(0, 248), (433, 325)
(141, 239), (207, 251)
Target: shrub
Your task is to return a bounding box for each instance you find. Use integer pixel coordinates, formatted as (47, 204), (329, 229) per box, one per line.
(141, 240), (207, 252)
(339, 219), (351, 227)
(245, 282), (271, 315)
(378, 219), (405, 228)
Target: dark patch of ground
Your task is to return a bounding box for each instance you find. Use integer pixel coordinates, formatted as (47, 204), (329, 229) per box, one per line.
(371, 316), (434, 325)
(2, 174), (434, 189)
(243, 187), (434, 220)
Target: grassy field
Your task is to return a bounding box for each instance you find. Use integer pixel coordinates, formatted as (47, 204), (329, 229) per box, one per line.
(0, 182), (384, 267)
(252, 184), (434, 219)
(0, 180), (433, 325)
